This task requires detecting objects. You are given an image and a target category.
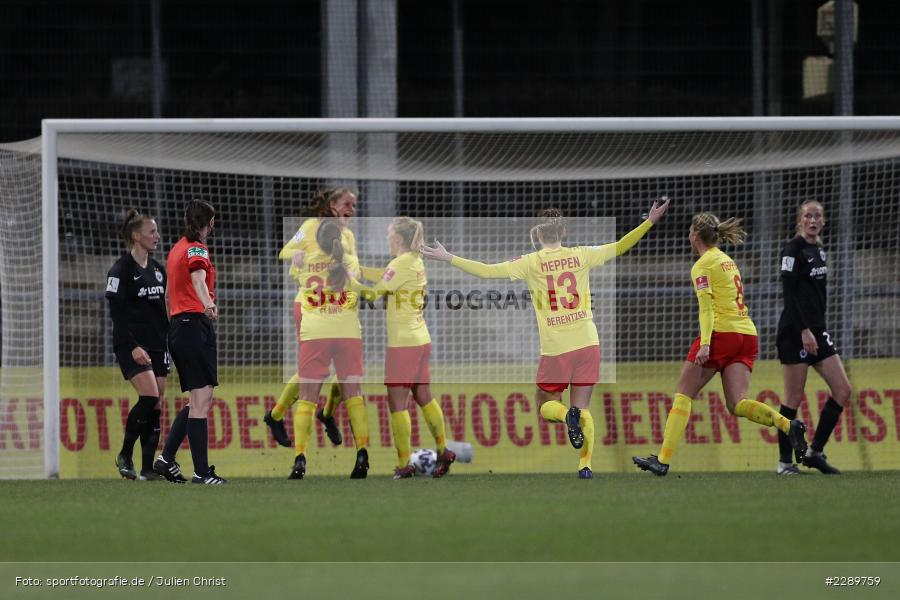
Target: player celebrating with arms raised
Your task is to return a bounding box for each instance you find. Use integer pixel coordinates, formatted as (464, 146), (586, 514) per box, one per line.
(633, 213), (808, 476)
(775, 200), (851, 475)
(422, 199), (669, 478)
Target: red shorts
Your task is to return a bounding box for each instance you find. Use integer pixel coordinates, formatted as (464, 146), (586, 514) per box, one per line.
(536, 345), (600, 393)
(384, 344), (432, 387)
(686, 332), (758, 372)
(297, 338), (363, 380)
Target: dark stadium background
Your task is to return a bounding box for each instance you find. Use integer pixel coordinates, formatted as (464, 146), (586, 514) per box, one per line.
(2, 0), (899, 145)
(1, 0), (897, 367)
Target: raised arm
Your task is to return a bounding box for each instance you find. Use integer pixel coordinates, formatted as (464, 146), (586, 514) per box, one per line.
(584, 198), (670, 266)
(609, 218), (653, 257)
(278, 239), (301, 261)
(421, 240), (514, 279)
(279, 219), (315, 261)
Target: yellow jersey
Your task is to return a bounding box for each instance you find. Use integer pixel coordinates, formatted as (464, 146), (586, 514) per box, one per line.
(279, 217), (357, 303)
(690, 247), (757, 344)
(450, 219), (654, 356)
(296, 250), (362, 341)
(360, 251), (430, 348)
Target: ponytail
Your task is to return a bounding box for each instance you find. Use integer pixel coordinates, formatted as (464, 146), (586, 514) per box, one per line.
(691, 212), (745, 247)
(121, 208), (153, 249)
(391, 216), (425, 252)
(316, 218), (348, 290)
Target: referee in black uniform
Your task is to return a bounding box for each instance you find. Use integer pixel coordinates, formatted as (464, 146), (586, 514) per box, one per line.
(106, 209), (169, 480)
(776, 200), (852, 475)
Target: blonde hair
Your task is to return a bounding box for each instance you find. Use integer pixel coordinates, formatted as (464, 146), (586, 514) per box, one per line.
(529, 208), (567, 250)
(795, 199), (824, 244)
(392, 216), (425, 252)
(120, 208), (154, 249)
(691, 212), (745, 247)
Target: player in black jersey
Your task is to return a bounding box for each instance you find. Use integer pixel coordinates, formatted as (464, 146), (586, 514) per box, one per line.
(775, 200), (851, 475)
(106, 209), (171, 481)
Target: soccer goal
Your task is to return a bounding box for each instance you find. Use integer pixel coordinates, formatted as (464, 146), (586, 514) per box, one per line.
(1, 117), (899, 479)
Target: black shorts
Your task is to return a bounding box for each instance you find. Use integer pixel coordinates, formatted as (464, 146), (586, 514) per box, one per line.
(168, 313), (218, 392)
(115, 346), (170, 380)
(776, 325), (838, 365)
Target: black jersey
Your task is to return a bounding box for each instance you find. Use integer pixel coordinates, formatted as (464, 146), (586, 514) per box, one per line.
(777, 236), (828, 331)
(105, 253), (169, 352)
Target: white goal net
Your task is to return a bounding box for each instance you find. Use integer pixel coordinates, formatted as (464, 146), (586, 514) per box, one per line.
(1, 118), (899, 479)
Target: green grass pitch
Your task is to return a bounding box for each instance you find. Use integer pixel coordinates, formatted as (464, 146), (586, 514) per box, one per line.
(3, 473), (900, 600)
(4, 472), (899, 562)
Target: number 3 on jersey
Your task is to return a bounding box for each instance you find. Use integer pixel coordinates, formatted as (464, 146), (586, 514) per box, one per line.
(546, 271), (579, 312)
(305, 275), (346, 307)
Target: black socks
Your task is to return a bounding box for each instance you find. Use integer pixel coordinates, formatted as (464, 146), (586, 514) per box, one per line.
(162, 405), (190, 461)
(777, 405), (798, 463)
(187, 418), (210, 477)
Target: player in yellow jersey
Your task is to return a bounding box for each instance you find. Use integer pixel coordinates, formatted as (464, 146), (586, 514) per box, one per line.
(633, 213), (808, 476)
(264, 187), (359, 448)
(282, 218), (370, 479)
(354, 217), (455, 479)
(422, 199), (670, 478)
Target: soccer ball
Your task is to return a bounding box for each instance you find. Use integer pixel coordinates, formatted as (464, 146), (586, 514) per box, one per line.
(409, 448), (437, 476)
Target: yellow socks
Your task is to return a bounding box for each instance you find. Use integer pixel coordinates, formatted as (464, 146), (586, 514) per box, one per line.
(293, 399), (316, 455)
(578, 409), (594, 470)
(345, 396), (369, 450)
(539, 400), (567, 423)
(271, 374), (300, 421)
(539, 400), (593, 470)
(390, 410), (412, 468)
(422, 399), (447, 453)
(735, 399), (790, 433)
(659, 393), (692, 464)
(322, 380), (342, 418)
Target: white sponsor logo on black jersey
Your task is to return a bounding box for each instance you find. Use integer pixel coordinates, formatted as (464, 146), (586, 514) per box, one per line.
(137, 285), (165, 298)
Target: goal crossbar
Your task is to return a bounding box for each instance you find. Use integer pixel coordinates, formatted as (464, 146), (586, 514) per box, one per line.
(28, 116), (900, 477)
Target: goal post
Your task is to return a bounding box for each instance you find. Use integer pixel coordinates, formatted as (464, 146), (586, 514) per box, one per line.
(41, 121), (60, 478)
(1, 116), (899, 479)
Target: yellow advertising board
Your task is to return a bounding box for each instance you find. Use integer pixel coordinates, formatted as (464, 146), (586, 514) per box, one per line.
(1, 360), (897, 477)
